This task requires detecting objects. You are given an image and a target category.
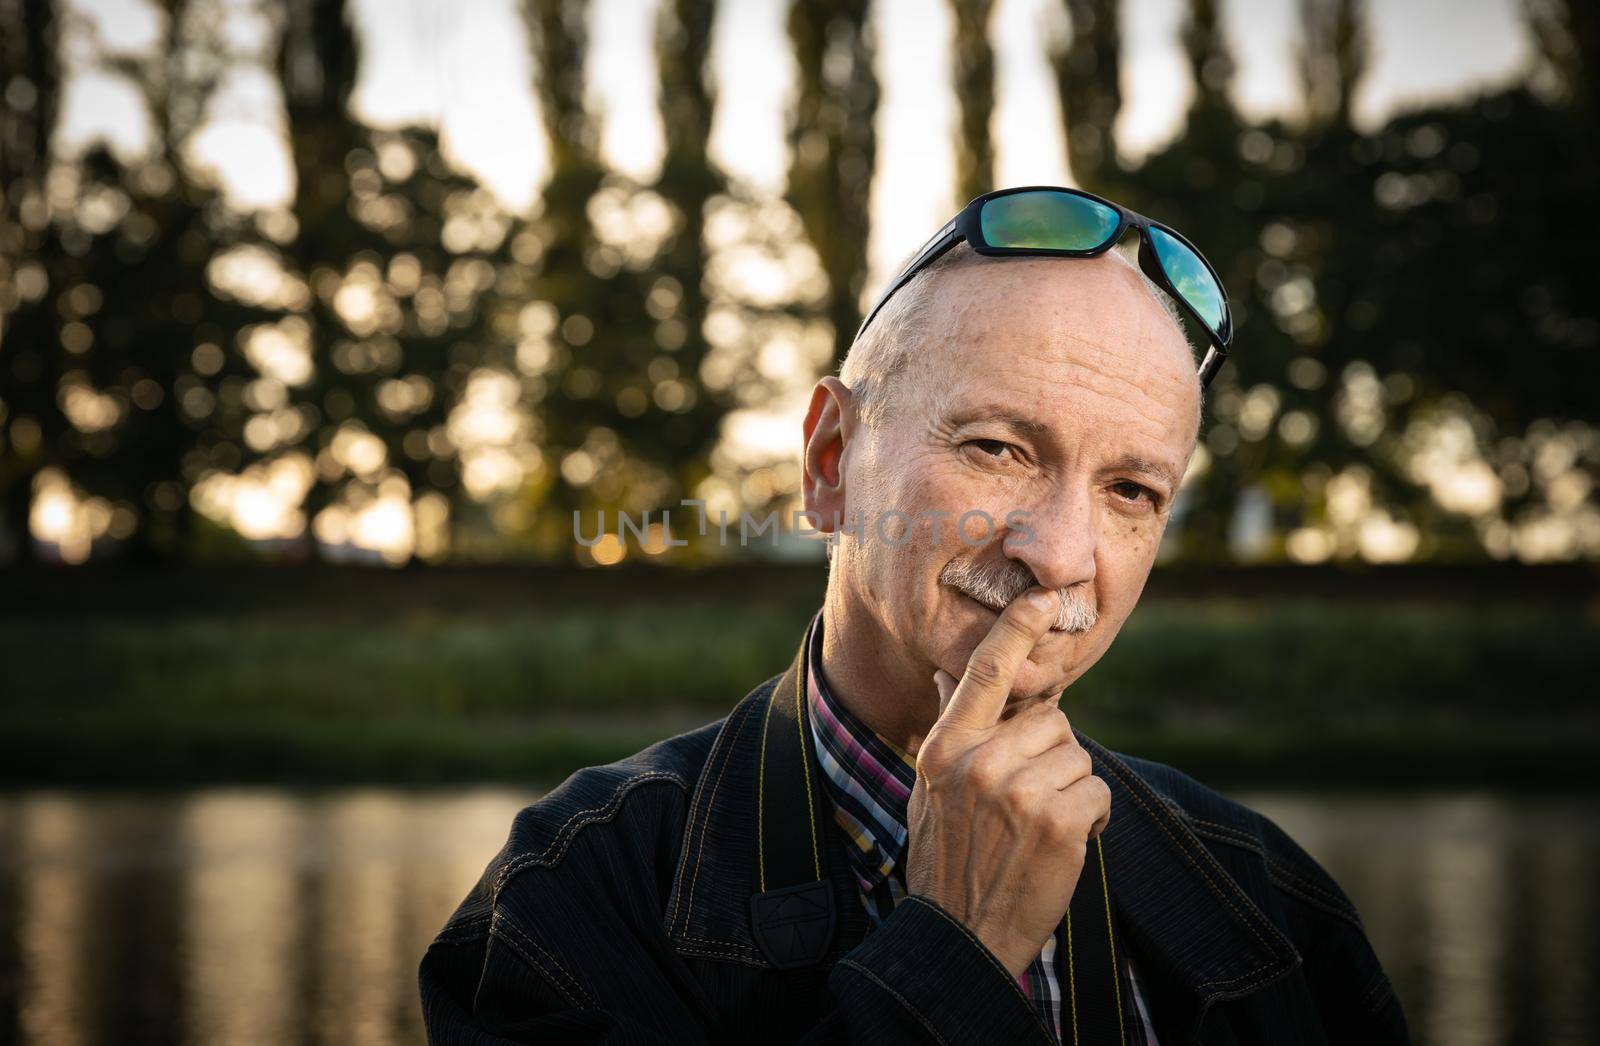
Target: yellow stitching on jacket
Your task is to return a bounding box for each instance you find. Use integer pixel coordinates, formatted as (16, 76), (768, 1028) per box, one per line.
(1098, 835), (1125, 1045)
(757, 687), (776, 891)
(1066, 907), (1077, 1045)
(795, 650), (822, 880)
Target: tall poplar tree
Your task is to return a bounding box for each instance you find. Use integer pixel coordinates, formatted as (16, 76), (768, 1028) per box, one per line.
(786, 0), (878, 366)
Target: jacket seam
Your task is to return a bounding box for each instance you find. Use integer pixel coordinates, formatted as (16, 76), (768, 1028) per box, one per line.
(674, 943), (768, 967)
(1177, 814), (1365, 931)
(493, 770), (688, 896)
(433, 914), (492, 943)
(669, 691), (763, 937)
(1087, 742), (1291, 992)
(674, 933), (762, 961)
(833, 958), (947, 1045)
(491, 913), (598, 1010)
(1263, 861), (1367, 931)
(1360, 967), (1397, 1012)
(666, 695), (751, 934)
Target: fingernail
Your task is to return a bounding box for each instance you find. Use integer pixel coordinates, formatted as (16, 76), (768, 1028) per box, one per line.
(1025, 589), (1055, 612)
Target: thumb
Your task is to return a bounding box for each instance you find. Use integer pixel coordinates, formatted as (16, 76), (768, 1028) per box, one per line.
(933, 669), (958, 717)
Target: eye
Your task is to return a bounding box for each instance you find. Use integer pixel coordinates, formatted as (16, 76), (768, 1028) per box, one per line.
(962, 438), (1017, 462)
(1110, 480), (1158, 508)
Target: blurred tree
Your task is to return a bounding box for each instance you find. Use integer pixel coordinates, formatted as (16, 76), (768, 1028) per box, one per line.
(5, 0), (1595, 567)
(1125, 0), (1600, 564)
(952, 0), (996, 204)
(1182, 0), (1236, 131)
(645, 0), (736, 510)
(1298, 0), (1366, 130)
(787, 0), (878, 366)
(85, 0), (280, 563)
(496, 0), (610, 556)
(490, 0), (742, 563)
(1052, 0), (1122, 193)
(0, 0), (66, 564)
(1127, 0), (1256, 559)
(271, 0), (520, 564)
(1, 0), (271, 564)
(246, 0), (359, 559)
(508, 0), (710, 560)
(1526, 0), (1599, 133)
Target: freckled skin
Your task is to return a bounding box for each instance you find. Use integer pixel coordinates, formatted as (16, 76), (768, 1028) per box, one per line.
(801, 253), (1202, 754)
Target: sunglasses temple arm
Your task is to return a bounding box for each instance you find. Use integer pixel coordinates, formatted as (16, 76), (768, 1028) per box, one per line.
(851, 220), (962, 346)
(1198, 344), (1227, 389)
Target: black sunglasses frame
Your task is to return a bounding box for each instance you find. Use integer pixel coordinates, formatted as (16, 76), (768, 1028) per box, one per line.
(852, 185), (1233, 388)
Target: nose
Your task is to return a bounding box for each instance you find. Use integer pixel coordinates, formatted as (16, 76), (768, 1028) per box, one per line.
(999, 478), (1098, 592)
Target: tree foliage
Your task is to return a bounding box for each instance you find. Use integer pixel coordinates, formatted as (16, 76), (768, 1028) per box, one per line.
(1, 0), (1594, 567)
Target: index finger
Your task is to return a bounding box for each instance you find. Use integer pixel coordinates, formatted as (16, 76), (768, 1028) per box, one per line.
(938, 587), (1060, 730)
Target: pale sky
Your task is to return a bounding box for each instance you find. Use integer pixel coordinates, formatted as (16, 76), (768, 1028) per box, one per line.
(57, 0), (1535, 292)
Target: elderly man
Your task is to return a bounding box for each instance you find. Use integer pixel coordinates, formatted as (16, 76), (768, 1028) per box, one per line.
(419, 187), (1410, 1044)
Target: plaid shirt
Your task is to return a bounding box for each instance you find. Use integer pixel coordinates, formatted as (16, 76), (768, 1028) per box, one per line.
(803, 613), (1161, 1045)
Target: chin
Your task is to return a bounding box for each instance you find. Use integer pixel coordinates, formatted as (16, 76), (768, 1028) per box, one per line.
(1005, 657), (1072, 704)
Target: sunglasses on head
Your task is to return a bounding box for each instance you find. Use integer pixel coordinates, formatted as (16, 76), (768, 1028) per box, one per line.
(853, 185), (1234, 388)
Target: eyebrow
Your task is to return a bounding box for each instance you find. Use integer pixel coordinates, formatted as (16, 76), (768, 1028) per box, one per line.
(1105, 454), (1180, 491)
(944, 406), (1051, 439)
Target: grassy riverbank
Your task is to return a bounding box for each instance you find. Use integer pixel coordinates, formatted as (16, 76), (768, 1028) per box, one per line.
(3, 564), (1595, 787)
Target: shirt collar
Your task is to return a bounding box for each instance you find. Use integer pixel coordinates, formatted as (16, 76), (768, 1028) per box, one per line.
(803, 611), (918, 898)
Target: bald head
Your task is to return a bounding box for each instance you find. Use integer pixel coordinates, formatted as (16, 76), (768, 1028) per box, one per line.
(839, 241), (1202, 443)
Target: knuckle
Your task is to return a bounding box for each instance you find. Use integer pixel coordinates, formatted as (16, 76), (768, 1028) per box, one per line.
(921, 734), (963, 775)
(963, 651), (1005, 688)
(997, 610), (1037, 641)
(1027, 699), (1062, 721)
(1088, 774), (1112, 811)
(1042, 805), (1076, 843)
(966, 748), (1006, 792)
(1003, 775), (1036, 815)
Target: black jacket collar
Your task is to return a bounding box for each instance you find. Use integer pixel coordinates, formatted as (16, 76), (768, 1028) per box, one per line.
(664, 634), (1302, 1037)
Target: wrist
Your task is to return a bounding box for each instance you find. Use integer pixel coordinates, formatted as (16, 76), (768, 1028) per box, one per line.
(908, 893), (1034, 979)
(985, 933), (1037, 980)
(831, 896), (1057, 1043)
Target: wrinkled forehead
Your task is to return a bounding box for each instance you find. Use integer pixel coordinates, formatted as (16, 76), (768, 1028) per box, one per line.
(916, 254), (1201, 450)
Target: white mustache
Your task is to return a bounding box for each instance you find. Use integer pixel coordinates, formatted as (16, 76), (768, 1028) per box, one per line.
(937, 556), (1097, 633)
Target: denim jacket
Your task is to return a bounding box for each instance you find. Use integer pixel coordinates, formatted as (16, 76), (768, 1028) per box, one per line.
(419, 640), (1411, 1045)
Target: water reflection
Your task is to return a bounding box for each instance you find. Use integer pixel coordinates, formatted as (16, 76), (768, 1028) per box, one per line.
(181, 793), (304, 1045)
(1241, 791), (1599, 1046)
(14, 796), (94, 1046)
(0, 788), (533, 1046)
(0, 789), (1594, 1045)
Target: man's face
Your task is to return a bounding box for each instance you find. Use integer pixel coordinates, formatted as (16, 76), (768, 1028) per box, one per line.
(813, 253), (1201, 706)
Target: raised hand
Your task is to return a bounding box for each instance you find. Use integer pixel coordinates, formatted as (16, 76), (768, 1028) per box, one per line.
(903, 588), (1112, 977)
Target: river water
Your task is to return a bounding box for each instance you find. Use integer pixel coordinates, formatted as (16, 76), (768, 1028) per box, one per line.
(0, 788), (1593, 1045)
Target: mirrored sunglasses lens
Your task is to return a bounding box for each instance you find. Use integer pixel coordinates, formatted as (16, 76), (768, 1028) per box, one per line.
(980, 191), (1119, 251)
(1148, 226), (1227, 334)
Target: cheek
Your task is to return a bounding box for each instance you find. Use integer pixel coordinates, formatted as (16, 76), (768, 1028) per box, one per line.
(910, 458), (1020, 554)
(847, 451), (941, 582)
(861, 454), (993, 592)
(1094, 512), (1164, 611)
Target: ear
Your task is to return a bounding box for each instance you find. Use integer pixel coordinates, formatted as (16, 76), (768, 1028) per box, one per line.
(801, 376), (855, 529)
